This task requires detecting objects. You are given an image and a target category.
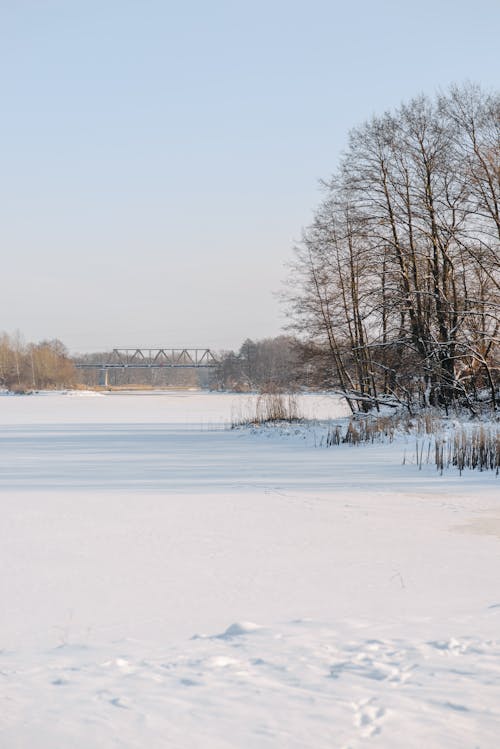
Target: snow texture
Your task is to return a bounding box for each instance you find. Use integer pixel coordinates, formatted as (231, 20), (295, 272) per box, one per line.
(0, 391), (499, 747)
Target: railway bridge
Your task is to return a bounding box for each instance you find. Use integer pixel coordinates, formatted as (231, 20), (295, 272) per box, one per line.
(75, 348), (219, 387)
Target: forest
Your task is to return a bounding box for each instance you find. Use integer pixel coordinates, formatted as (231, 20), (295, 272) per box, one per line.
(285, 84), (499, 413)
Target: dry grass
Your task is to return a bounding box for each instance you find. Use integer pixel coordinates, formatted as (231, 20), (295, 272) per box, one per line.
(326, 412), (440, 446)
(234, 398), (499, 474)
(326, 411), (499, 474)
(435, 426), (500, 474)
(232, 392), (301, 426)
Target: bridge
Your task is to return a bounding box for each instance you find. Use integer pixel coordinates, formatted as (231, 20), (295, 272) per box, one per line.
(75, 348), (219, 386)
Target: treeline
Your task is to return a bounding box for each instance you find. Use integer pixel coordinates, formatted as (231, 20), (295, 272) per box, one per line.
(0, 333), (76, 391)
(285, 84), (500, 412)
(213, 336), (312, 391)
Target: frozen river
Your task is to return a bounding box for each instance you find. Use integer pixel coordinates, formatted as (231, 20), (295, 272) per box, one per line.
(1, 391), (499, 748)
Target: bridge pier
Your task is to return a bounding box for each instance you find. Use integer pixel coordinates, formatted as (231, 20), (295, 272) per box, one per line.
(99, 368), (109, 387)
(197, 367), (211, 390)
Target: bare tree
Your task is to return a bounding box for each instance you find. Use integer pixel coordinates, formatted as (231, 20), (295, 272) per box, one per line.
(285, 85), (500, 411)
(0, 334), (76, 391)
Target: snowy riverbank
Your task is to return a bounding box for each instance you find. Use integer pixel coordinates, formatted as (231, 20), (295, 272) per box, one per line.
(1, 391), (499, 747)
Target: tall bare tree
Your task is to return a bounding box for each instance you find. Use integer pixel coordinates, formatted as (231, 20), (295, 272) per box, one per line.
(285, 85), (500, 411)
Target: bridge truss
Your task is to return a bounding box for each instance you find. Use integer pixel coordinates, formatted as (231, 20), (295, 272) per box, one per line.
(75, 348), (219, 386)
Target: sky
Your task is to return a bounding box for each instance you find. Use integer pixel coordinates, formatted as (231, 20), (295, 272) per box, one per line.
(1, 0), (499, 354)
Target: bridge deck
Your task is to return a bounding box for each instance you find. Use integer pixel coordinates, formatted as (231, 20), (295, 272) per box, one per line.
(75, 348), (219, 369)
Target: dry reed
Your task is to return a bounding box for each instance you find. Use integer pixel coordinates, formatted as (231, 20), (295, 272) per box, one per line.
(232, 392), (301, 426)
(435, 426), (500, 475)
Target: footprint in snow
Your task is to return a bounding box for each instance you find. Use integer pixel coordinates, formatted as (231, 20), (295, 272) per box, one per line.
(215, 622), (264, 639)
(110, 696), (131, 710)
(352, 698), (387, 739)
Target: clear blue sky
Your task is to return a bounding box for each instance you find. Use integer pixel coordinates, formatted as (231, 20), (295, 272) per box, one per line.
(1, 0), (499, 352)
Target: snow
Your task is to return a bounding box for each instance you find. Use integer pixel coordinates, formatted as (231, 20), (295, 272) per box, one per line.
(0, 391), (499, 747)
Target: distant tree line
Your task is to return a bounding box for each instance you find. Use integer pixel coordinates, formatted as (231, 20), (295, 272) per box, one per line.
(285, 84), (500, 412)
(212, 336), (309, 391)
(0, 333), (76, 391)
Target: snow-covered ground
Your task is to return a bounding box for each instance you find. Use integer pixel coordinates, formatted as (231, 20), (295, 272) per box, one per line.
(0, 391), (499, 748)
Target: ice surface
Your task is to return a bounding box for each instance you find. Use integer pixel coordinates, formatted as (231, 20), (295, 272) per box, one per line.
(0, 391), (499, 747)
